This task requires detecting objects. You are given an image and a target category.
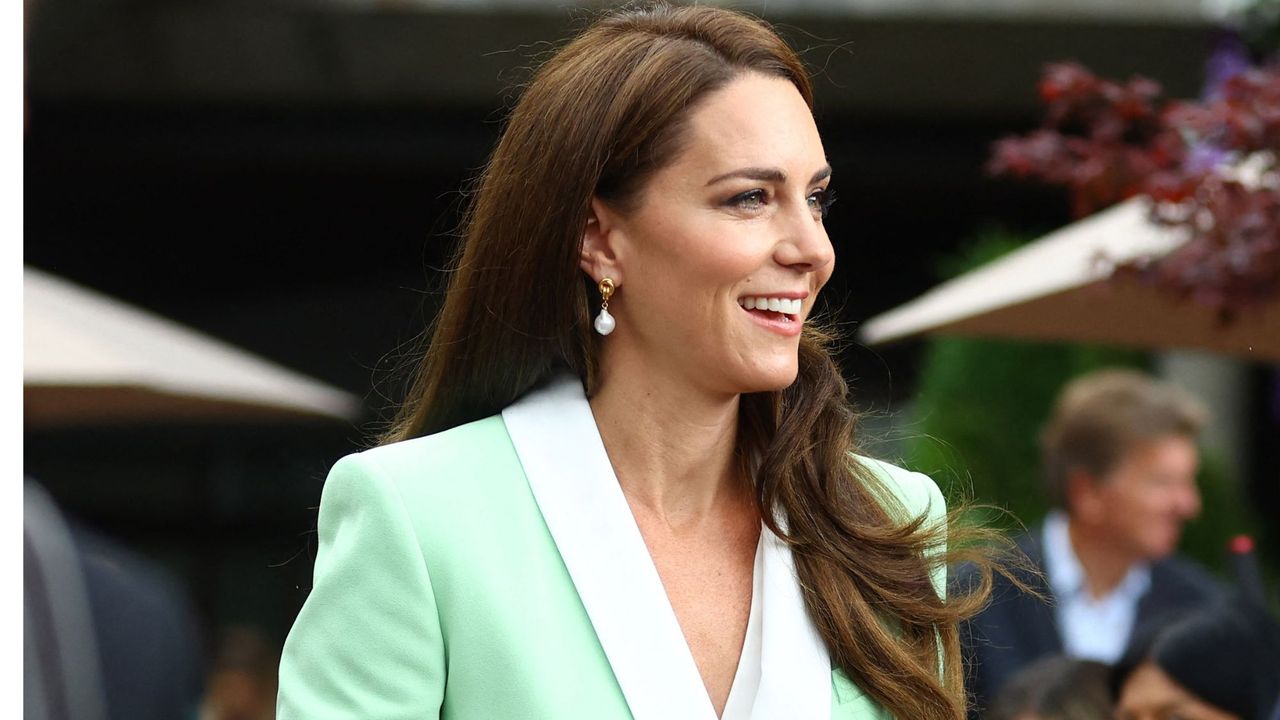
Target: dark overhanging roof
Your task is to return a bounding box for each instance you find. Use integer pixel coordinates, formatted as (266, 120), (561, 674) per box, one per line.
(28, 1), (1215, 119)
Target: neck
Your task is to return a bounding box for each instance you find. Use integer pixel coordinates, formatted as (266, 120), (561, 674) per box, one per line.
(1066, 517), (1138, 599)
(588, 363), (745, 532)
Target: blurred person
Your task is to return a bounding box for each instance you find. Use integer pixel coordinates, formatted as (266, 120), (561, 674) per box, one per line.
(199, 626), (278, 720)
(24, 5), (204, 717)
(985, 655), (1111, 720)
(25, 479), (205, 720)
(1111, 596), (1280, 720)
(961, 369), (1224, 716)
(276, 3), (1008, 719)
(25, 0), (204, 713)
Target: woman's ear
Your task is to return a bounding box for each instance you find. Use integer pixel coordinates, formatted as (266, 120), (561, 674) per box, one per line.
(580, 196), (624, 285)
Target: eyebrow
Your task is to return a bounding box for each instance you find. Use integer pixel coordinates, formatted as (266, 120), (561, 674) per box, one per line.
(705, 164), (832, 187)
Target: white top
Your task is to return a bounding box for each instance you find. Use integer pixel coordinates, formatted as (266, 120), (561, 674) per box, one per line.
(1041, 510), (1152, 663)
(501, 374), (832, 720)
(721, 534), (765, 720)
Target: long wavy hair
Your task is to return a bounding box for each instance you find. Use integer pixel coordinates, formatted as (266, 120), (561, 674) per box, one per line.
(384, 4), (1000, 717)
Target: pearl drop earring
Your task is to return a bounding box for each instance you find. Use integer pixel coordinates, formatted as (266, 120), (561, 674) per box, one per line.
(594, 278), (616, 336)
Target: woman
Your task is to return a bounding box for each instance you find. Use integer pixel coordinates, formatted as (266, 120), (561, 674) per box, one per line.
(1112, 597), (1280, 720)
(277, 4), (990, 719)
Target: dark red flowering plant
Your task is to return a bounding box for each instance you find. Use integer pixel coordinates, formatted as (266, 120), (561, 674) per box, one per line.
(988, 61), (1280, 322)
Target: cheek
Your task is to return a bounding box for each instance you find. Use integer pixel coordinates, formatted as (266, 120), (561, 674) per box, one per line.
(640, 216), (764, 278)
(673, 246), (774, 301)
(1138, 485), (1179, 516)
(1106, 476), (1149, 510)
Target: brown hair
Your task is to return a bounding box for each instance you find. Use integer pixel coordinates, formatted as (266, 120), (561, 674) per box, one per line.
(1041, 369), (1207, 510)
(385, 4), (1000, 717)
(986, 656), (1112, 720)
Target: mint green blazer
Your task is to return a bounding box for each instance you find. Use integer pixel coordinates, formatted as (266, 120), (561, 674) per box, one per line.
(277, 375), (946, 720)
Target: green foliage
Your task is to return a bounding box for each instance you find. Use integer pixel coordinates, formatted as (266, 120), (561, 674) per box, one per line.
(1180, 449), (1262, 575)
(905, 336), (1146, 531)
(902, 231), (1146, 533)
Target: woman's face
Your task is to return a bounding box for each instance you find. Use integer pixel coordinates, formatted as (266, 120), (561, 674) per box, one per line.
(1116, 662), (1241, 720)
(591, 71), (835, 397)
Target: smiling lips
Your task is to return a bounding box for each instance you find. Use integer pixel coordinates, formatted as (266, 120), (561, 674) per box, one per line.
(737, 295), (805, 337)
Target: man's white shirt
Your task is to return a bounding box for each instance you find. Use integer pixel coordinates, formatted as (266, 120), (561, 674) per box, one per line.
(1041, 510), (1152, 663)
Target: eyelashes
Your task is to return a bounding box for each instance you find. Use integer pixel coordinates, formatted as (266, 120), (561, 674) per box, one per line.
(726, 189), (767, 211)
(811, 188), (837, 219)
(724, 188), (837, 219)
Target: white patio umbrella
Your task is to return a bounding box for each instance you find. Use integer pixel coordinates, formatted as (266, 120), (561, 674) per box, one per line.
(24, 267), (362, 426)
(859, 198), (1280, 362)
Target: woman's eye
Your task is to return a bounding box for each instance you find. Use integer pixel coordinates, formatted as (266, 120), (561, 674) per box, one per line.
(808, 188), (837, 219)
(727, 189), (767, 210)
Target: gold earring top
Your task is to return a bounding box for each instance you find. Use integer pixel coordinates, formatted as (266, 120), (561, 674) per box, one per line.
(598, 278), (615, 302)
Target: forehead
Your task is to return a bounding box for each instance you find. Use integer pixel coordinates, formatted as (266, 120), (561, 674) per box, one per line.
(1119, 434), (1198, 470)
(673, 72), (824, 173)
(1118, 663), (1200, 710)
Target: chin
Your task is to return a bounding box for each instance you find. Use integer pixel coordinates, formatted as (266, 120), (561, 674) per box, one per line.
(734, 364), (799, 395)
(1142, 535), (1181, 561)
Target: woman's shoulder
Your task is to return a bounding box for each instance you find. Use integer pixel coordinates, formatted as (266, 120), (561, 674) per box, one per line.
(348, 414), (512, 477)
(319, 413), (539, 555)
(852, 456), (950, 600)
(851, 454), (946, 525)
(324, 413), (525, 512)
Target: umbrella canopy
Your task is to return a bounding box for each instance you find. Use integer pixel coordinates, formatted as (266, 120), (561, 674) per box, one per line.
(859, 198), (1280, 362)
(24, 267), (362, 426)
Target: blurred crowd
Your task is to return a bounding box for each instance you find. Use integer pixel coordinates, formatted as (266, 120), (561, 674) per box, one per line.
(963, 370), (1280, 720)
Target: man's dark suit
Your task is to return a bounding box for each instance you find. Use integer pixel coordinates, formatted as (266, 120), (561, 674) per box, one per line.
(25, 480), (204, 720)
(958, 527), (1223, 718)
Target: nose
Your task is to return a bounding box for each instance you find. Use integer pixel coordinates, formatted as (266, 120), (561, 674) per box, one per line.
(773, 200), (835, 274)
(1175, 480), (1202, 520)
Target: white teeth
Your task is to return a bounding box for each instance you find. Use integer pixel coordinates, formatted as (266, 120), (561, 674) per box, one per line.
(738, 297), (802, 314)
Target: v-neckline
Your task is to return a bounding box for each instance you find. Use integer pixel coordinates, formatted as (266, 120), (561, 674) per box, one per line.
(501, 374), (832, 720)
(720, 532), (764, 719)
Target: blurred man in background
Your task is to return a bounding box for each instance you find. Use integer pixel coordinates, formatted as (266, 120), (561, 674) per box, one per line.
(25, 479), (205, 720)
(962, 369), (1224, 716)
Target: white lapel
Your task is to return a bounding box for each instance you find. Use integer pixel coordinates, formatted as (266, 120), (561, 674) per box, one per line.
(752, 527), (832, 719)
(501, 373), (832, 720)
(501, 374), (717, 720)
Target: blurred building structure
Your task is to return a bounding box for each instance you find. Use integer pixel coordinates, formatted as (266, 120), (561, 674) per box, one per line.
(24, 0), (1275, 648)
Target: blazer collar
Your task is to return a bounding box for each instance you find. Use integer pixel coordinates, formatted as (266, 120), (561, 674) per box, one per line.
(501, 373), (831, 720)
